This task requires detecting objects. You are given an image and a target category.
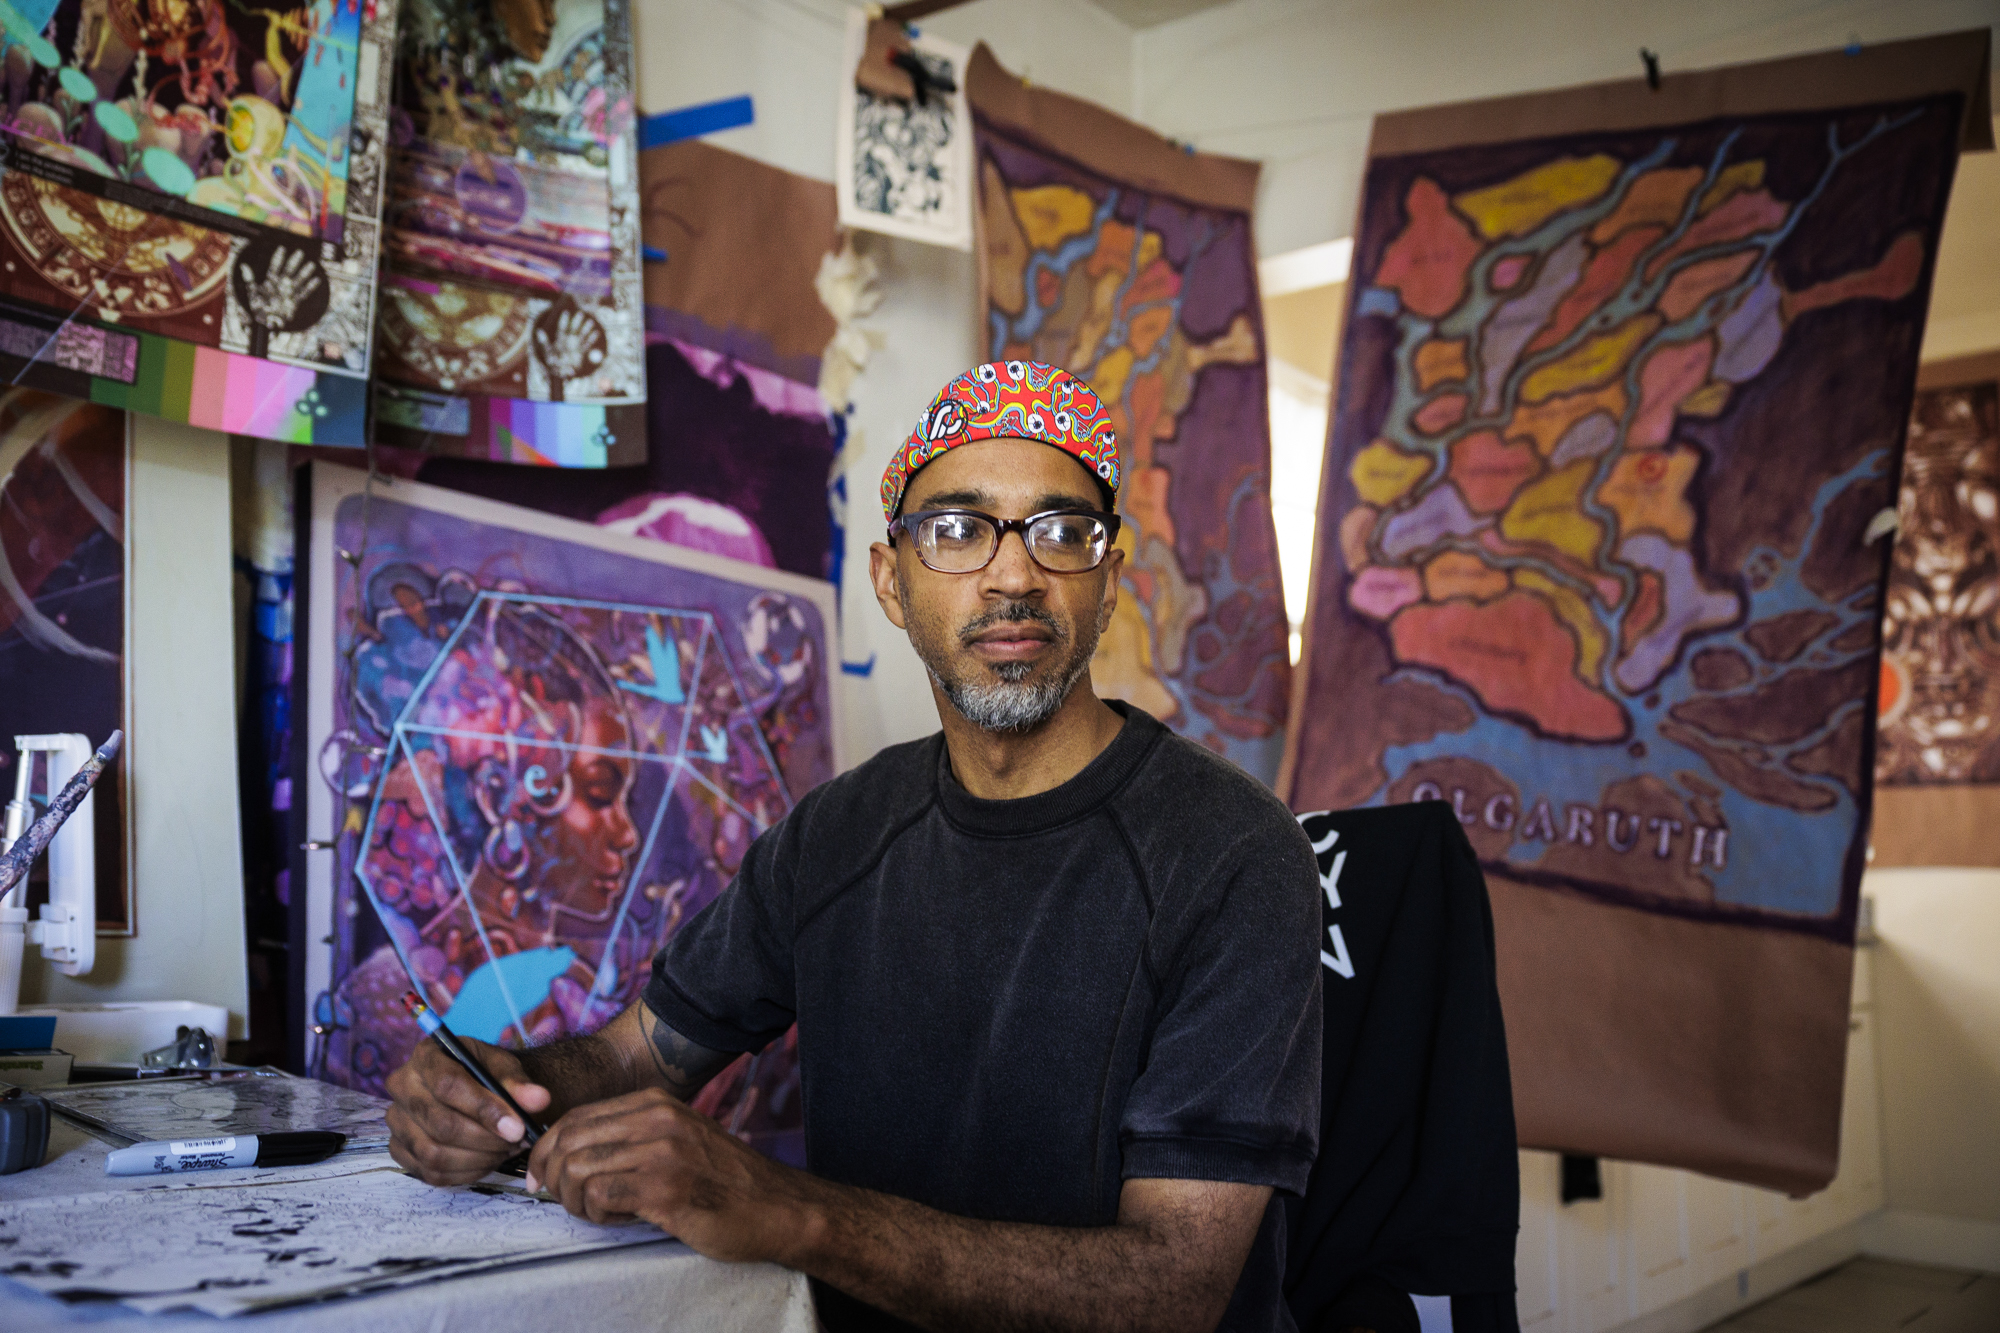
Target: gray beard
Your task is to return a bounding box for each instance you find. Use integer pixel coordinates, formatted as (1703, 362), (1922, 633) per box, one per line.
(901, 592), (1106, 735)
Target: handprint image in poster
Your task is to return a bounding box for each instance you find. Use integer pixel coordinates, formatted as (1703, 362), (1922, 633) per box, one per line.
(0, 0), (397, 444)
(371, 0), (645, 466)
(301, 463), (838, 1164)
(1283, 32), (1985, 1192)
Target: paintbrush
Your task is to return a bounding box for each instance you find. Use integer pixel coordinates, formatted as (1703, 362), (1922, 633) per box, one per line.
(0, 731), (122, 899)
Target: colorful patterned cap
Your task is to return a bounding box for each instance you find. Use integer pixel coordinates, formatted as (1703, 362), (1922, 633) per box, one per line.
(882, 361), (1119, 521)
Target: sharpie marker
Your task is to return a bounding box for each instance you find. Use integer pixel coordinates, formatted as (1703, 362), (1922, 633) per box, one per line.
(105, 1131), (347, 1177)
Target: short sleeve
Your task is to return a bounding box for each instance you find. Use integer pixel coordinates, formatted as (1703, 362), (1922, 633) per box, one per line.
(642, 802), (804, 1054)
(1118, 831), (1323, 1195)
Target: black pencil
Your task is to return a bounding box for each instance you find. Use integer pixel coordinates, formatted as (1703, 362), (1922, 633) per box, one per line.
(401, 991), (543, 1146)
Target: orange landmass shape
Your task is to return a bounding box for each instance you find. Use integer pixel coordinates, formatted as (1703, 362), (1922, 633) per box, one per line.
(1377, 178), (1483, 319)
(1389, 591), (1628, 740)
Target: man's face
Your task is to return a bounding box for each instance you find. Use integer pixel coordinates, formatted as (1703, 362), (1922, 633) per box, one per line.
(870, 438), (1122, 734)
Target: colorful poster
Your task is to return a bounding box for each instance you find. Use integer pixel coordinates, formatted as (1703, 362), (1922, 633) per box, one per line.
(1870, 350), (2000, 867)
(968, 46), (1290, 783)
(396, 140), (844, 584)
(0, 0), (394, 444)
(1282, 33), (1988, 1192)
(836, 11), (972, 251)
(414, 334), (839, 582)
(0, 390), (128, 930)
(371, 0), (644, 466)
(299, 464), (838, 1165)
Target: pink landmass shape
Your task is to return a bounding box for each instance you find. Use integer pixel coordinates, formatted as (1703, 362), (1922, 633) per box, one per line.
(1631, 337), (1714, 448)
(1388, 591), (1628, 740)
(1377, 179), (1483, 319)
(1350, 565), (1424, 620)
(1528, 225), (1660, 354)
(1413, 392), (1468, 434)
(1449, 430), (1540, 513)
(1645, 190), (1788, 281)
(1784, 231), (1925, 318)
(1491, 254), (1530, 290)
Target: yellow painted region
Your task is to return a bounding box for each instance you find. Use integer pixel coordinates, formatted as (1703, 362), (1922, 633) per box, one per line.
(1505, 384), (1626, 456)
(1414, 339), (1469, 391)
(1678, 381), (1732, 417)
(1597, 445), (1700, 542)
(1454, 155), (1623, 240)
(1516, 567), (1607, 684)
(1011, 185), (1096, 252)
(1697, 161), (1766, 215)
(1521, 314), (1660, 403)
(1350, 440), (1431, 506)
(1092, 346), (1137, 410)
(1500, 459), (1605, 563)
(1423, 550), (1510, 602)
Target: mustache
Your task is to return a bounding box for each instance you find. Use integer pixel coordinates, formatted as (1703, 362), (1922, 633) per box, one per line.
(957, 600), (1064, 645)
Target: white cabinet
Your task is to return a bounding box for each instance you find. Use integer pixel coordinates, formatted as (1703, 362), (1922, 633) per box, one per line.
(1513, 947), (1882, 1332)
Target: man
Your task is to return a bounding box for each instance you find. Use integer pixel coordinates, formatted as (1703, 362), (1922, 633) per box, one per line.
(387, 361), (1324, 1332)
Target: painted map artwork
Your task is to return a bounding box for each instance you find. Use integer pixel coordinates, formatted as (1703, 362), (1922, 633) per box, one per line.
(975, 125), (1289, 781)
(1291, 99), (1958, 929)
(310, 476), (835, 1165)
(371, 0), (644, 466)
(1878, 377), (2000, 785)
(0, 0), (395, 444)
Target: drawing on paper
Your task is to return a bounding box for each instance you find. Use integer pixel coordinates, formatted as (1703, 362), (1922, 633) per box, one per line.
(0, 1167), (666, 1315)
(372, 0), (644, 466)
(1289, 99), (1959, 929)
(0, 391), (128, 930)
(306, 468), (836, 1166)
(41, 1071), (390, 1145)
(836, 10), (971, 250)
(0, 0), (396, 444)
(1877, 377), (2000, 785)
(975, 124), (1289, 781)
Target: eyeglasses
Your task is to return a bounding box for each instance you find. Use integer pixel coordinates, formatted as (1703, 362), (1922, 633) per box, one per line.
(888, 507), (1123, 575)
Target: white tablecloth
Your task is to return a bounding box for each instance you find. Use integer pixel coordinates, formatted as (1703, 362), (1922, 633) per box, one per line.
(1, 1118), (817, 1331)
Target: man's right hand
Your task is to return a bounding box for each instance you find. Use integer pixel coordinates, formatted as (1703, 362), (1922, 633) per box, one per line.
(386, 1036), (552, 1185)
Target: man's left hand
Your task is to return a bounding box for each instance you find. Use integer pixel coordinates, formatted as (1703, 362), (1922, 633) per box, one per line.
(524, 1088), (808, 1264)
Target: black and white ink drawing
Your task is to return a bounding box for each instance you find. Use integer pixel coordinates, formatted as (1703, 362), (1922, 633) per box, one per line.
(835, 11), (973, 250)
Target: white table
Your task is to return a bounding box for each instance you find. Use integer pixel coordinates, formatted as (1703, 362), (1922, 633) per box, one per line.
(0, 1117), (817, 1331)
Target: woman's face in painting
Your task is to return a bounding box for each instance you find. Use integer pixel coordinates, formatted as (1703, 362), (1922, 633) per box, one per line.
(521, 694), (639, 917)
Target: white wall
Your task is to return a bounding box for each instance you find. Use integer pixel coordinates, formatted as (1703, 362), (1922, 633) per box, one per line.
(1860, 868), (2000, 1271)
(1135, 0), (2000, 258)
(20, 418), (248, 1036)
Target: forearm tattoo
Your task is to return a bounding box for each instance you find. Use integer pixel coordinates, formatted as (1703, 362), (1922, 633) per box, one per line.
(640, 1004), (732, 1100)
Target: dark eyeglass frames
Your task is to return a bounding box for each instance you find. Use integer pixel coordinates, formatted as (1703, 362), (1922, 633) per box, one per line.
(888, 507), (1123, 575)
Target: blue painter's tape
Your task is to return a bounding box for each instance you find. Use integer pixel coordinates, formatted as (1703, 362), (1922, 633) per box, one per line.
(639, 96), (755, 150)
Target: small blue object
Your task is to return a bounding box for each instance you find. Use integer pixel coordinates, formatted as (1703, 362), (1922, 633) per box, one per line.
(642, 245), (668, 263)
(446, 947), (579, 1044)
(0, 1016), (57, 1051)
(840, 655), (876, 677)
(639, 95), (755, 150)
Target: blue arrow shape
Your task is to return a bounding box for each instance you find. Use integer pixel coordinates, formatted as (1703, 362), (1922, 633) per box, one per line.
(697, 724), (729, 763)
(619, 623), (686, 704)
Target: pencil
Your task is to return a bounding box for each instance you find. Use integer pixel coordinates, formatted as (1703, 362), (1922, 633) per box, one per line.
(400, 991), (544, 1146)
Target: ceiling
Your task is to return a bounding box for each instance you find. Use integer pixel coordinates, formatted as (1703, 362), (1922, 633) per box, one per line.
(1087, 0), (1236, 29)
